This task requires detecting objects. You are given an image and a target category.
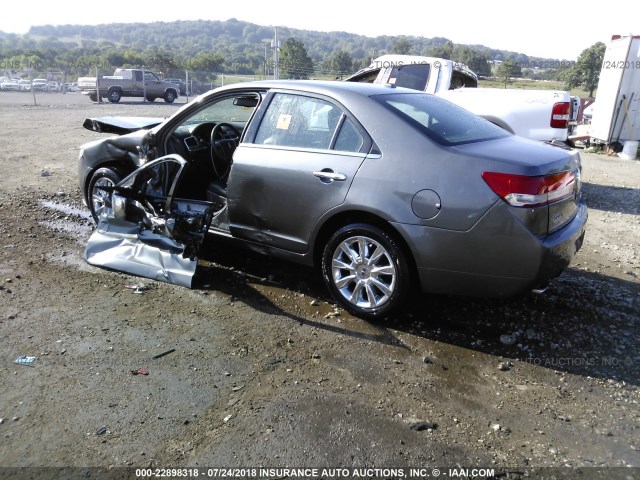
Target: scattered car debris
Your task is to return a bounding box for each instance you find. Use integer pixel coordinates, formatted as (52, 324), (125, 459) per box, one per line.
(152, 349), (176, 359)
(96, 427), (107, 435)
(125, 284), (152, 294)
(14, 356), (36, 366)
(410, 422), (438, 431)
(130, 368), (149, 376)
(498, 361), (514, 371)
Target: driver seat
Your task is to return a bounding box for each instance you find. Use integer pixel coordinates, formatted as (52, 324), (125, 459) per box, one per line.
(206, 180), (227, 211)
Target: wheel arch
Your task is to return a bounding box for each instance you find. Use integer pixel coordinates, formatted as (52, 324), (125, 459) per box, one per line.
(164, 87), (178, 96)
(311, 210), (420, 286)
(83, 159), (135, 204)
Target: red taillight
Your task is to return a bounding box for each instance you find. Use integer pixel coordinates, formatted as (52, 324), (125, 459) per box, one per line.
(550, 102), (570, 128)
(544, 171), (576, 203)
(482, 171), (576, 207)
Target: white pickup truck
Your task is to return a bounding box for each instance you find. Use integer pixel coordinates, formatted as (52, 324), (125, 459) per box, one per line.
(346, 55), (572, 143)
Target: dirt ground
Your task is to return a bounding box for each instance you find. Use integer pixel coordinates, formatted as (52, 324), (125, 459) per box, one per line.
(0, 91), (638, 477)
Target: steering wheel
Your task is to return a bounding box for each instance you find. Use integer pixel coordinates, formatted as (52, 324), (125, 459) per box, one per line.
(210, 123), (240, 180)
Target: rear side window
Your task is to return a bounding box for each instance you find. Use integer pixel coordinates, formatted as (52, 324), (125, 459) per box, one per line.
(254, 93), (363, 152)
(375, 93), (510, 146)
(388, 64), (430, 91)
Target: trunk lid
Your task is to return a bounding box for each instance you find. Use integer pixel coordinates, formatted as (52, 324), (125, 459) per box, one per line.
(457, 136), (582, 236)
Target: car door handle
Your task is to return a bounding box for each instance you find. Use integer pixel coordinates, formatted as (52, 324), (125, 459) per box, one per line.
(313, 170), (347, 182)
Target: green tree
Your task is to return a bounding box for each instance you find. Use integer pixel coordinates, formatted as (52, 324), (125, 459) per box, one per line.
(143, 48), (177, 74)
(496, 60), (521, 88)
(452, 46), (491, 76)
(188, 53), (225, 81)
(561, 42), (605, 97)
(391, 38), (412, 55)
(331, 50), (353, 77)
(427, 41), (453, 60)
(279, 38), (314, 79)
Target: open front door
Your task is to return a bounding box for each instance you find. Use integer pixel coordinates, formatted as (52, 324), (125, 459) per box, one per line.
(84, 154), (214, 287)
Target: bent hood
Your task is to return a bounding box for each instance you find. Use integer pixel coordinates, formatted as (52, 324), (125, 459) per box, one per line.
(83, 116), (165, 135)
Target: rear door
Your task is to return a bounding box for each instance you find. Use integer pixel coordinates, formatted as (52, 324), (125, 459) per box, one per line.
(227, 91), (371, 253)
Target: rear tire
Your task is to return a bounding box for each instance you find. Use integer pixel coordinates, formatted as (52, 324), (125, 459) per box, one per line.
(89, 93), (97, 102)
(108, 89), (121, 103)
(164, 90), (176, 103)
(321, 223), (409, 320)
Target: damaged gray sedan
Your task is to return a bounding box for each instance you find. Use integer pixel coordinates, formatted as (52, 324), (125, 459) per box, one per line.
(78, 80), (587, 319)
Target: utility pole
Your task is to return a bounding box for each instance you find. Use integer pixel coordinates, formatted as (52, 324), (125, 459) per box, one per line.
(142, 65), (146, 103)
(264, 44), (268, 78)
(271, 26), (280, 80)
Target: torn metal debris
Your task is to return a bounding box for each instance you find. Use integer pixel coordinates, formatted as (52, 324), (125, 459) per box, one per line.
(14, 356), (36, 366)
(83, 155), (214, 288)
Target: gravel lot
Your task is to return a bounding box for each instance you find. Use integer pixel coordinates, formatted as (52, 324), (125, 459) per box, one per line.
(0, 91), (638, 477)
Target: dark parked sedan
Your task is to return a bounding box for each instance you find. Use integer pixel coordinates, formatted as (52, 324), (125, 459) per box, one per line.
(164, 78), (187, 96)
(78, 80), (587, 319)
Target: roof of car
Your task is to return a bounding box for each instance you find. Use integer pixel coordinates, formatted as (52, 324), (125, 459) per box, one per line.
(211, 79), (416, 100)
(169, 80), (423, 121)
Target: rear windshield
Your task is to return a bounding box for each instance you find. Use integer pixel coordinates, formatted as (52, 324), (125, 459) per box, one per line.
(374, 93), (510, 146)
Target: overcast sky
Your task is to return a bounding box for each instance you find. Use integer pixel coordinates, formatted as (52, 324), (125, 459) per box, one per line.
(2, 0), (638, 60)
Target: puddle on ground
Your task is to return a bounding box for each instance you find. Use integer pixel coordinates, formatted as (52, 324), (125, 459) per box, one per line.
(38, 220), (92, 243)
(41, 200), (92, 221)
(39, 200), (94, 245)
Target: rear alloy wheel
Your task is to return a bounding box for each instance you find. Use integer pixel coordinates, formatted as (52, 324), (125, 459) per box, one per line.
(108, 89), (121, 103)
(322, 224), (409, 320)
(164, 90), (176, 103)
(88, 167), (123, 223)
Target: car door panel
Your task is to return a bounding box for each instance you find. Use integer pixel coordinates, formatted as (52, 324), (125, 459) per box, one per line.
(227, 144), (366, 253)
(84, 155), (214, 287)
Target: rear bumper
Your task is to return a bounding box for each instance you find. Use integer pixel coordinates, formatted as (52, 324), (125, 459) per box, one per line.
(393, 201), (587, 298)
(535, 202), (587, 286)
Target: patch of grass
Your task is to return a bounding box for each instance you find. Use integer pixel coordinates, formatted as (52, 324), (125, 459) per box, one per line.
(479, 78), (591, 97)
